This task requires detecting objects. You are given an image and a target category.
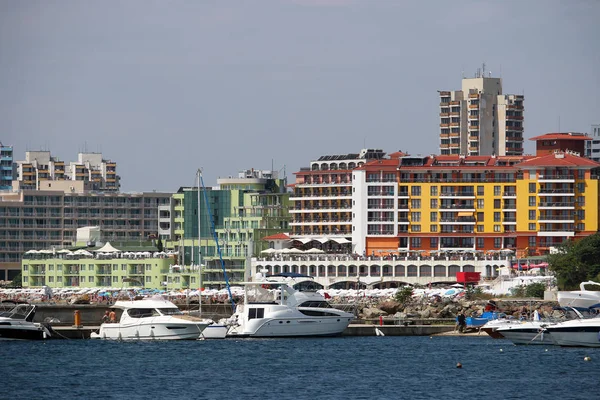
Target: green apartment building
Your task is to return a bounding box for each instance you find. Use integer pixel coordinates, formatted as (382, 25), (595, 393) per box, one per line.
(167, 169), (290, 288)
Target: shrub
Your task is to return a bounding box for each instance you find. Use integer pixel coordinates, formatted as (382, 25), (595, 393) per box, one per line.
(394, 286), (414, 305)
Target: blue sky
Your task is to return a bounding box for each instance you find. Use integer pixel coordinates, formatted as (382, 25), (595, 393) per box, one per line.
(1, 0), (598, 191)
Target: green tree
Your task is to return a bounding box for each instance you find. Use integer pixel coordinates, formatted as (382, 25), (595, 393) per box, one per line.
(156, 238), (164, 252)
(548, 233), (600, 290)
(524, 282), (546, 299)
(394, 286), (414, 305)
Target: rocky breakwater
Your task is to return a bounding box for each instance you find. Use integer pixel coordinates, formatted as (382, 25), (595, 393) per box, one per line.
(356, 298), (561, 324)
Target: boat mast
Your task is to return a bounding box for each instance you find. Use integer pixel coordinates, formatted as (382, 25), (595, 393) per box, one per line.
(197, 168), (203, 316)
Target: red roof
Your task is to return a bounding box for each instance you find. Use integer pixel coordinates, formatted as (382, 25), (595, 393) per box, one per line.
(388, 151), (408, 159)
(529, 133), (590, 141)
(261, 233), (291, 241)
(516, 152), (600, 168)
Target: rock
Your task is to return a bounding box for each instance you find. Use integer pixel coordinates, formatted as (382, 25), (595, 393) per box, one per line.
(420, 309), (432, 319)
(378, 300), (401, 314)
(362, 307), (387, 319)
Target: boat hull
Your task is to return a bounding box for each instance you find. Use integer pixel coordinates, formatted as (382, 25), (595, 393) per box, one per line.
(91, 321), (207, 340)
(0, 325), (49, 340)
(200, 324), (228, 339)
(228, 315), (353, 338)
(499, 329), (553, 345)
(547, 326), (600, 347)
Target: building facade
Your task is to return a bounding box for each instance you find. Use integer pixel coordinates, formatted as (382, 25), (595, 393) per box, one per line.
(439, 71), (524, 157)
(0, 142), (13, 190)
(586, 124), (600, 162)
(14, 151), (119, 191)
(0, 188), (172, 281)
(352, 146), (599, 258)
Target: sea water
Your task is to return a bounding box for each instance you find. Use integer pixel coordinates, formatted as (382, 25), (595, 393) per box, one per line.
(1, 336), (597, 400)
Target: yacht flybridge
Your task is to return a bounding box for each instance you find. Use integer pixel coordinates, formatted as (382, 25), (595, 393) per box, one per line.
(90, 298), (210, 340)
(225, 273), (354, 337)
(0, 303), (52, 340)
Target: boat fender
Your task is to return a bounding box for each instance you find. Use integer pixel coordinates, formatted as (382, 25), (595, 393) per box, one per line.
(118, 332), (122, 340)
(135, 330), (140, 339)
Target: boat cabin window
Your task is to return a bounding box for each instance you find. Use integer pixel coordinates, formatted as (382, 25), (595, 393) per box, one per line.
(157, 308), (183, 316)
(299, 310), (340, 317)
(248, 308), (265, 320)
(299, 301), (331, 308)
(127, 308), (160, 318)
(293, 280), (324, 292)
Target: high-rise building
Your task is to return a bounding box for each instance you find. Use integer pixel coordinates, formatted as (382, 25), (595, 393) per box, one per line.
(290, 149), (386, 245)
(586, 124), (600, 162)
(14, 151), (119, 191)
(0, 142), (13, 190)
(439, 69), (524, 157)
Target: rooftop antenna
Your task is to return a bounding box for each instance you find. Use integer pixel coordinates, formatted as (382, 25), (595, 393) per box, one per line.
(482, 62), (486, 77)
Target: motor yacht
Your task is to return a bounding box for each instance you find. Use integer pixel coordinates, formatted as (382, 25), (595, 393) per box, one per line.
(0, 303), (52, 340)
(544, 317), (600, 347)
(225, 273), (354, 338)
(557, 281), (600, 309)
(90, 298), (210, 340)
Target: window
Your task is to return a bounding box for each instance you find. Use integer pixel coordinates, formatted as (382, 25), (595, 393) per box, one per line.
(477, 199), (484, 208)
(529, 196), (536, 207)
(529, 210), (536, 220)
(494, 238), (501, 248)
(477, 212), (484, 222)
(494, 212), (501, 222)
(410, 237), (421, 248)
(57, 276), (62, 282)
(81, 265), (85, 271)
(113, 264), (118, 271)
(576, 209), (585, 220)
(411, 186), (421, 196)
(121, 264), (127, 271)
(57, 265), (62, 271)
(89, 265), (94, 271)
(89, 276), (94, 282)
(49, 265), (54, 271)
(112, 276), (118, 282)
(430, 237), (438, 248)
(494, 186), (501, 196)
(430, 225), (438, 232)
(577, 196), (585, 206)
(529, 223), (536, 230)
(412, 225), (421, 232)
(49, 276), (54, 283)
(430, 199), (438, 209)
(576, 223), (585, 231)
(528, 237), (536, 247)
(430, 212), (437, 222)
(529, 183), (536, 193)
(430, 186), (438, 196)
(23, 265), (28, 271)
(494, 225), (501, 232)
(477, 225), (484, 232)
(411, 199), (421, 209)
(477, 186), (484, 196)
(411, 212), (421, 222)
(477, 238), (484, 248)
(494, 199), (501, 209)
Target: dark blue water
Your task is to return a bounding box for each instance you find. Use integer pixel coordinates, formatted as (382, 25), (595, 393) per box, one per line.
(1, 336), (597, 400)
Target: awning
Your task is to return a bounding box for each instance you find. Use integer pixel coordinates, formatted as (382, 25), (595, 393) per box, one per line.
(296, 238), (313, 244)
(331, 238), (351, 244)
(457, 212), (473, 217)
(315, 237), (330, 244)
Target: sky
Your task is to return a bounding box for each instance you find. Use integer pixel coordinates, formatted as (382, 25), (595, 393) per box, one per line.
(1, 0), (599, 192)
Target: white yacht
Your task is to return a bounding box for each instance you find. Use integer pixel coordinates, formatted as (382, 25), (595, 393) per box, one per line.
(494, 320), (554, 345)
(225, 273), (354, 338)
(0, 303), (52, 340)
(545, 317), (600, 347)
(90, 298), (210, 340)
(557, 281), (600, 309)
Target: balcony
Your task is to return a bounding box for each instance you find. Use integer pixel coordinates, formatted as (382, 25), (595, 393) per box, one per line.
(502, 218), (517, 225)
(537, 228), (575, 237)
(538, 215), (575, 223)
(502, 192), (517, 198)
(538, 188), (575, 196)
(538, 201), (575, 209)
(439, 191), (475, 199)
(538, 174), (575, 183)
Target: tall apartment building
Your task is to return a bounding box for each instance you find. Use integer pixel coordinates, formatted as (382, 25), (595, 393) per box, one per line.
(586, 124), (600, 162)
(0, 142), (14, 190)
(165, 169), (290, 288)
(290, 149), (386, 245)
(439, 70), (524, 157)
(353, 135), (599, 258)
(0, 185), (171, 281)
(14, 151), (119, 191)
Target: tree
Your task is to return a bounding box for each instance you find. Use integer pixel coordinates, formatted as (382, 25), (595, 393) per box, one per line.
(156, 238), (164, 252)
(548, 233), (600, 290)
(394, 286), (414, 305)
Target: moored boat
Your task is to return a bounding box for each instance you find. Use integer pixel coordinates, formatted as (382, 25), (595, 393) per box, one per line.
(90, 298), (209, 340)
(557, 281), (600, 309)
(0, 303), (52, 340)
(225, 273), (354, 338)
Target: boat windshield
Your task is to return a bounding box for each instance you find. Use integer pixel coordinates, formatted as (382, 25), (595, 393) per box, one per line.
(0, 304), (35, 321)
(293, 280), (324, 292)
(157, 308), (184, 316)
(299, 301), (331, 308)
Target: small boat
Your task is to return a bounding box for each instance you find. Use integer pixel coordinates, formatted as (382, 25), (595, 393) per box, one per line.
(90, 298), (209, 340)
(466, 311), (507, 330)
(480, 318), (520, 339)
(0, 303), (52, 340)
(494, 321), (553, 345)
(225, 273), (354, 338)
(557, 281), (600, 309)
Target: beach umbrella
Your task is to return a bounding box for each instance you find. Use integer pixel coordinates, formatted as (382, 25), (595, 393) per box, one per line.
(261, 248), (276, 254)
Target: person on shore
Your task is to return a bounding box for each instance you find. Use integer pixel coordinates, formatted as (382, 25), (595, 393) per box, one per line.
(108, 309), (117, 323)
(456, 311), (466, 333)
(102, 310), (110, 324)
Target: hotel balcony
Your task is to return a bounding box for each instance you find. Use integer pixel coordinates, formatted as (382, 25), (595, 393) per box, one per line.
(502, 201), (517, 211)
(538, 214), (575, 224)
(538, 174), (575, 183)
(502, 217), (517, 225)
(537, 227), (575, 237)
(367, 191), (395, 197)
(439, 216), (476, 225)
(538, 201), (575, 209)
(439, 204), (476, 212)
(502, 191), (517, 199)
(468, 125), (479, 130)
(439, 191), (475, 199)
(537, 188), (575, 196)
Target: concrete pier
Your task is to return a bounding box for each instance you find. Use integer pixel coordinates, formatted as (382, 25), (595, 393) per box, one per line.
(343, 324), (454, 336)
